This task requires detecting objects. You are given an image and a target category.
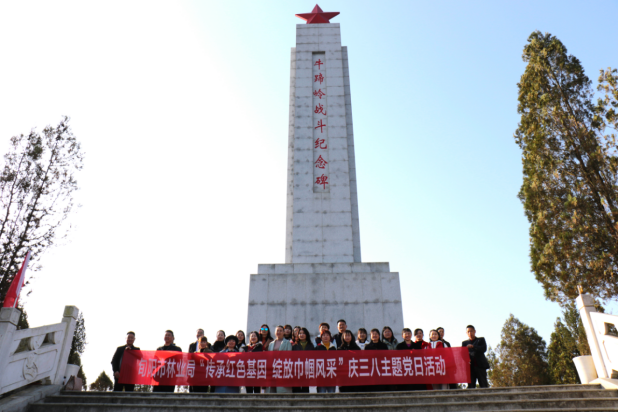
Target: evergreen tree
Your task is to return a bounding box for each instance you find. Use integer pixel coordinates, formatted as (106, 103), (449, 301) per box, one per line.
(488, 314), (550, 387)
(547, 319), (580, 384)
(17, 305), (29, 330)
(68, 311), (88, 390)
(89, 371), (113, 392)
(547, 303), (592, 384)
(515, 31), (618, 304)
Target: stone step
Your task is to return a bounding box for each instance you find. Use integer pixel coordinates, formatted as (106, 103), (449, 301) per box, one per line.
(58, 383), (606, 398)
(29, 398), (619, 412)
(39, 389), (617, 407)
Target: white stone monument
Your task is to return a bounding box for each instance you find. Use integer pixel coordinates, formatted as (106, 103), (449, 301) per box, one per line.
(247, 6), (404, 338)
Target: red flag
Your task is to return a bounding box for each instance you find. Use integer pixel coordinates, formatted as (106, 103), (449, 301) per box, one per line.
(2, 251), (31, 308)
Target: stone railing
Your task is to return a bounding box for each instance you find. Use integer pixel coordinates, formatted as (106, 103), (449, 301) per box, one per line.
(574, 293), (618, 388)
(0, 305), (78, 395)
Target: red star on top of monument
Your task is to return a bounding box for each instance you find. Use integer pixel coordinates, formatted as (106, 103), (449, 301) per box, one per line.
(295, 4), (340, 24)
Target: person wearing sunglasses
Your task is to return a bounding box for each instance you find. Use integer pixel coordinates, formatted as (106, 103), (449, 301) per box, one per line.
(259, 324), (274, 349)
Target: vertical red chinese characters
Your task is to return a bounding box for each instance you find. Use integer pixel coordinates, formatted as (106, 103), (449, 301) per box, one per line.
(312, 54), (329, 192)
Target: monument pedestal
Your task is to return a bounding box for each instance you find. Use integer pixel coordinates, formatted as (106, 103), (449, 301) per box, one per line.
(247, 262), (403, 338)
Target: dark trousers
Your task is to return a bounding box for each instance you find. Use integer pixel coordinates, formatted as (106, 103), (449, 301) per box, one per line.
(339, 386), (358, 393)
(292, 387), (309, 393)
(468, 366), (489, 389)
(113, 378), (134, 392)
(246, 387), (261, 394)
(192, 386), (210, 393)
(153, 385), (175, 392)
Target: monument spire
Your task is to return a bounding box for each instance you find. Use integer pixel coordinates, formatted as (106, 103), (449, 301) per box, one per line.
(247, 10), (403, 339)
(295, 5), (340, 24)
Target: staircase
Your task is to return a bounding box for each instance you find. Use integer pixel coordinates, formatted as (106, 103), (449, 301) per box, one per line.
(29, 384), (617, 412)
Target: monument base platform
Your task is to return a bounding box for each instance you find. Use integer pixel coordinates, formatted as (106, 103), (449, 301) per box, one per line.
(247, 262), (403, 339)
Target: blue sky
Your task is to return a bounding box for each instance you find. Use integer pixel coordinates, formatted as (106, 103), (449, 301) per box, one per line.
(0, 0), (616, 383)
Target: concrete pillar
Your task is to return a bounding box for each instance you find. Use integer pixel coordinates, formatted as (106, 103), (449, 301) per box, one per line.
(52, 306), (79, 385)
(576, 294), (608, 379)
(0, 308), (21, 380)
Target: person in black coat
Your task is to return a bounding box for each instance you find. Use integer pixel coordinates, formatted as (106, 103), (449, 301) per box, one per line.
(338, 330), (360, 393)
(153, 330), (182, 393)
(292, 327), (315, 351)
(292, 327), (314, 393)
(364, 329), (388, 392)
(243, 331), (264, 394)
(111, 331), (140, 392)
(212, 330), (226, 352)
(188, 328), (205, 353)
(192, 337), (214, 393)
(315, 330), (336, 393)
(437, 326), (457, 390)
(365, 328), (389, 351)
(462, 325), (489, 389)
(332, 319), (348, 348)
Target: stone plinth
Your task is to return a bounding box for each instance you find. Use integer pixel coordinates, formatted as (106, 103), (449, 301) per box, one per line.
(247, 262), (403, 338)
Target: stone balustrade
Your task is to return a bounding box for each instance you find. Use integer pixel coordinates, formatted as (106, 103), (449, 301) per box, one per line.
(0, 305), (78, 395)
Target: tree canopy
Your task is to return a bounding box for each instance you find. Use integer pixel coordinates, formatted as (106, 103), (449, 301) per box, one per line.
(0, 116), (84, 305)
(89, 371), (113, 392)
(515, 31), (618, 304)
(488, 314), (550, 387)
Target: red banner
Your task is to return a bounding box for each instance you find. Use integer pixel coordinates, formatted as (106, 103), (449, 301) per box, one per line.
(119, 348), (470, 387)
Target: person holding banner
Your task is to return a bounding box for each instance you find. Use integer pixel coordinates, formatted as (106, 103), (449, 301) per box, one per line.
(153, 330), (182, 393)
(338, 330), (360, 393)
(111, 331), (140, 392)
(192, 337), (213, 393)
(428, 330), (449, 390)
(462, 325), (489, 389)
(214, 336), (240, 393)
(267, 325), (293, 393)
(292, 327), (313, 393)
(315, 330), (337, 393)
(365, 329), (388, 392)
(437, 327), (458, 390)
(243, 331), (263, 394)
(395, 328), (416, 391)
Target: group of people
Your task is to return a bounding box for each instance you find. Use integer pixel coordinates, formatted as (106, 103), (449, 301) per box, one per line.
(111, 320), (489, 394)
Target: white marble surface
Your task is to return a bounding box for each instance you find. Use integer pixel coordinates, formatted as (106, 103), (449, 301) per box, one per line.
(285, 23), (361, 264)
(0, 306), (78, 395)
(576, 294), (618, 381)
(247, 263), (403, 338)
(250, 23), (403, 339)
